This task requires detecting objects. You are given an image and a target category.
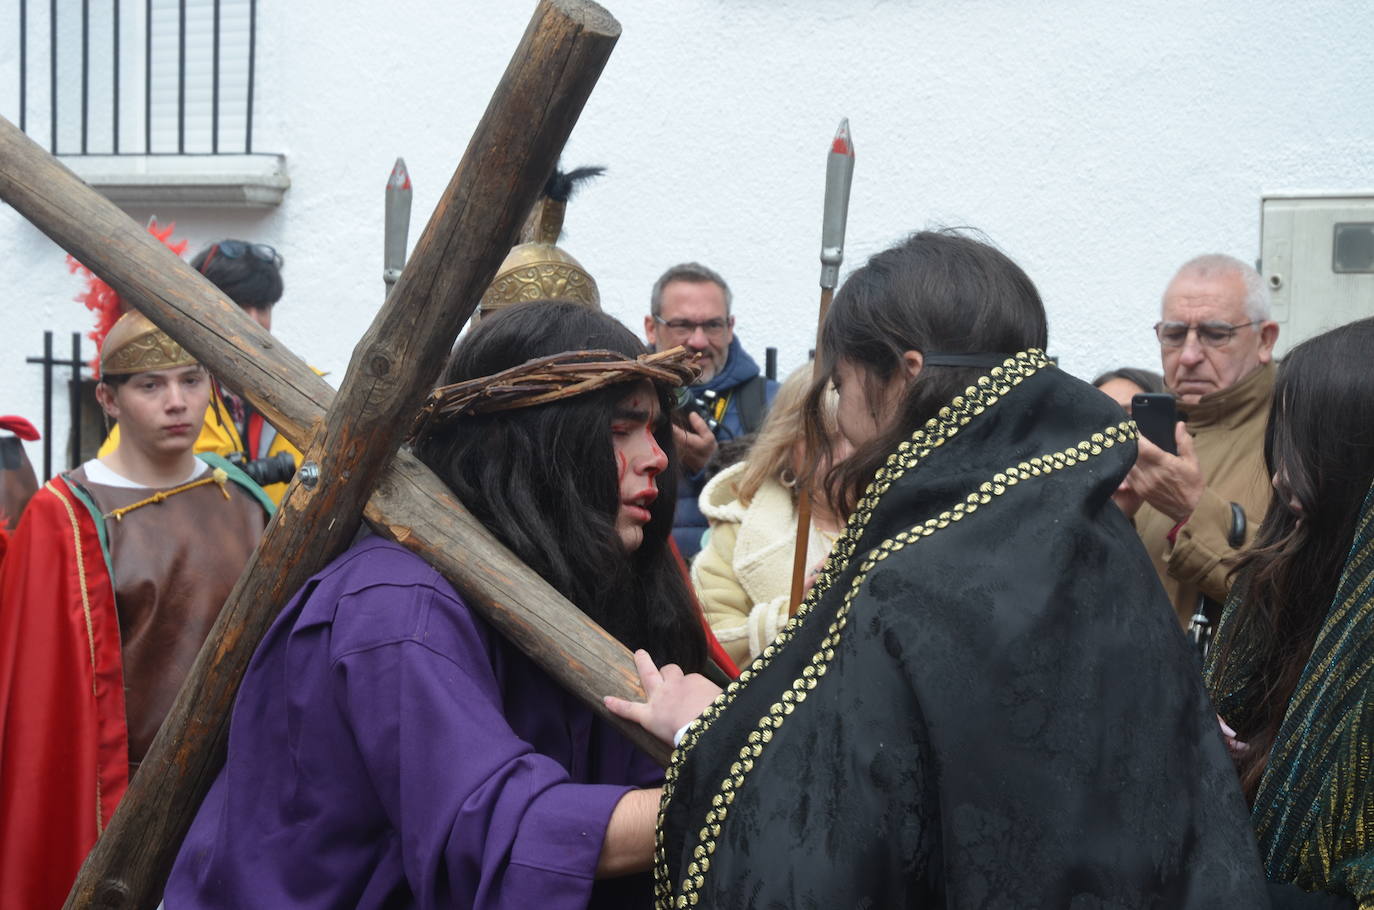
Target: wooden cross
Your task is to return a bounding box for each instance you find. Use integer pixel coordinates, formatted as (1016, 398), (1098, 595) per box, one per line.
(0, 3), (663, 907)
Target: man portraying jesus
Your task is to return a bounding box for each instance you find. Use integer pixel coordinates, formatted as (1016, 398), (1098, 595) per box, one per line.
(166, 301), (710, 909)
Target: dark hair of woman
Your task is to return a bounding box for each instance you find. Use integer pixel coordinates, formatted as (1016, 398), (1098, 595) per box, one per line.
(412, 300), (707, 672)
(191, 241), (284, 310)
(1091, 367), (1165, 395)
(1216, 316), (1374, 801)
(805, 229), (1049, 515)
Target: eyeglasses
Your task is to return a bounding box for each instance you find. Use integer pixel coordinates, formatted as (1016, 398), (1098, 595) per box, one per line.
(653, 315), (730, 338)
(204, 240), (283, 269)
(1154, 320), (1260, 348)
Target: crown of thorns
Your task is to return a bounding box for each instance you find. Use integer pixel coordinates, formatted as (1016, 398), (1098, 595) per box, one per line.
(410, 345), (701, 441)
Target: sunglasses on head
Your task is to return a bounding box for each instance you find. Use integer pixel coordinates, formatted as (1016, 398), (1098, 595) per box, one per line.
(200, 240), (283, 272)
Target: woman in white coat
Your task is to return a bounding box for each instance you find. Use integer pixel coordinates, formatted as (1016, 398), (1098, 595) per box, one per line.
(690, 365), (850, 666)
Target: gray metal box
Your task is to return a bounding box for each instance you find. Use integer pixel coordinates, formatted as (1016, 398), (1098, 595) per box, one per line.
(1260, 192), (1374, 357)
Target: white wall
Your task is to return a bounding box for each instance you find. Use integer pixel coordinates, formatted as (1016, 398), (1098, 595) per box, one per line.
(4, 0), (1372, 475)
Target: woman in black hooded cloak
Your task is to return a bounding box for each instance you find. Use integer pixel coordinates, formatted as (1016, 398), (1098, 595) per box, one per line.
(611, 230), (1269, 908)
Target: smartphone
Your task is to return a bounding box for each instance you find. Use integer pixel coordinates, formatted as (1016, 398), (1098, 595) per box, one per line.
(1131, 393), (1178, 455)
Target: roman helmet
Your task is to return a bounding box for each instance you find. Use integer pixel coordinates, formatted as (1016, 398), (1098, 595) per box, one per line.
(478, 166), (604, 317)
(100, 310), (197, 377)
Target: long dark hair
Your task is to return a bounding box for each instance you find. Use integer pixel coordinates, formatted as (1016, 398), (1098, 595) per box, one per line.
(1218, 317), (1374, 799)
(413, 301), (707, 671)
(807, 229), (1049, 514)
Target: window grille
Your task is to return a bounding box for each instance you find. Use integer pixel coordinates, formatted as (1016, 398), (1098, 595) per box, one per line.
(14, 0), (259, 156)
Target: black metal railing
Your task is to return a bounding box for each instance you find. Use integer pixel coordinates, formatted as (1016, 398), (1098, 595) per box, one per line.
(15, 0), (259, 156)
(25, 331), (91, 480)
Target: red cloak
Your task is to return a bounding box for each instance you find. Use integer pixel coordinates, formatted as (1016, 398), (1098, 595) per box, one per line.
(0, 477), (129, 910)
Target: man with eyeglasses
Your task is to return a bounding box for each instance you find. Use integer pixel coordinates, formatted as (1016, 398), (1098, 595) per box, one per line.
(644, 262), (777, 559)
(1125, 253), (1279, 628)
(98, 238), (304, 504)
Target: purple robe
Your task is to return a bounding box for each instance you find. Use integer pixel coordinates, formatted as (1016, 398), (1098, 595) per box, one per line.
(167, 535), (661, 909)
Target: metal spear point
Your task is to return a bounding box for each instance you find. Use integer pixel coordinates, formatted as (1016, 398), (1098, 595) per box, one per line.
(790, 118), (855, 615)
(819, 118), (855, 290)
(384, 157), (413, 298)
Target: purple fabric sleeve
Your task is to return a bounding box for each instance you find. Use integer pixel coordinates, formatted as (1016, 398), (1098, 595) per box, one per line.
(167, 539), (653, 910)
(333, 607), (632, 910)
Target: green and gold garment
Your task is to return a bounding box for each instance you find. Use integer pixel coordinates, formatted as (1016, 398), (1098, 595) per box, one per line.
(658, 351), (1269, 908)
(1208, 482), (1374, 908)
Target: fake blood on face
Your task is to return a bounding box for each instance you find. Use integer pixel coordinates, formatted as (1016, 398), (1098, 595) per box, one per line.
(611, 383), (667, 552)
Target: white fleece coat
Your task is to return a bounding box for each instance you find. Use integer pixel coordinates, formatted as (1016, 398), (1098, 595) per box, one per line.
(690, 462), (838, 667)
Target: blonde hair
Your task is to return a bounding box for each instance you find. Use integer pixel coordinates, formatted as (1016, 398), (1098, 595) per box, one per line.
(736, 363), (836, 506)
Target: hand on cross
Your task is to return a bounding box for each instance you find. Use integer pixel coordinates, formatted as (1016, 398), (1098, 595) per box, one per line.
(1218, 715), (1249, 759)
(604, 649), (722, 747)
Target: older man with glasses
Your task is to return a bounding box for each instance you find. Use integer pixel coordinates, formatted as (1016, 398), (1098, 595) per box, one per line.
(645, 262), (778, 559)
(1123, 253), (1279, 633)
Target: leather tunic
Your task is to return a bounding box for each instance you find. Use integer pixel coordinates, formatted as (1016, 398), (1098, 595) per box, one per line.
(0, 436), (38, 531)
(69, 466), (267, 774)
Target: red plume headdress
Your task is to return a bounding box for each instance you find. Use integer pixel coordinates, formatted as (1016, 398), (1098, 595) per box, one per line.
(68, 218), (188, 378)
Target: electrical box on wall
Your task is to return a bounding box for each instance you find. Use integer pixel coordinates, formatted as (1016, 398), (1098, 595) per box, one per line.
(1260, 193), (1374, 357)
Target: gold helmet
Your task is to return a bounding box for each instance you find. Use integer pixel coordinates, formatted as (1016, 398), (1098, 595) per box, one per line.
(100, 310), (197, 377)
(478, 166), (603, 317)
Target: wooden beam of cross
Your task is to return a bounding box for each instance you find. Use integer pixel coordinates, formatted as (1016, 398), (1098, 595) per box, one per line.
(0, 3), (669, 908)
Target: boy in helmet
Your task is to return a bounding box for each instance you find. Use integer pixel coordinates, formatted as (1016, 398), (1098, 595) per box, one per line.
(0, 311), (274, 910)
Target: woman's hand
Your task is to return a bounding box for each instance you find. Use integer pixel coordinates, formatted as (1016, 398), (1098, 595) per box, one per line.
(803, 555), (828, 595)
(1218, 715), (1249, 759)
(605, 649), (723, 746)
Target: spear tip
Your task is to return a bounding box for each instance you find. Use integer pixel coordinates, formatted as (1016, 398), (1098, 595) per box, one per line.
(387, 157), (412, 192)
(830, 118), (853, 157)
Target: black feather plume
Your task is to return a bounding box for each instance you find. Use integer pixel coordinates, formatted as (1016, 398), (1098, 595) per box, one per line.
(544, 165), (606, 203)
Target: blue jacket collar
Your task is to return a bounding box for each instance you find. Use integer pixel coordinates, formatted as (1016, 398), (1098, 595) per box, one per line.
(693, 337), (761, 393)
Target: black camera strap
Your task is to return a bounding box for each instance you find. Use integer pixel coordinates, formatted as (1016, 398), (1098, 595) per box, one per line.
(735, 376), (769, 436)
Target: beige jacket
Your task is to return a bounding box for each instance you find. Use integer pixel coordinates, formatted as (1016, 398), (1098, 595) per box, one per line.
(1135, 362), (1275, 626)
(690, 462), (838, 667)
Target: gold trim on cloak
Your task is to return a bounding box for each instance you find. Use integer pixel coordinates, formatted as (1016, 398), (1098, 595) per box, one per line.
(44, 479), (106, 834)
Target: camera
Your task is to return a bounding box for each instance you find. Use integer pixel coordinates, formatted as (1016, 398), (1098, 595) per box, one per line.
(676, 387), (721, 431)
(231, 451), (297, 487)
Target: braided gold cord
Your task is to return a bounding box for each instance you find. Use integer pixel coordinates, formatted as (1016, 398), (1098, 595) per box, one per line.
(103, 467), (231, 522)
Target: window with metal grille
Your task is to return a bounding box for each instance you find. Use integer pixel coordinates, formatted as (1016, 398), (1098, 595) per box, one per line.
(14, 0), (260, 156)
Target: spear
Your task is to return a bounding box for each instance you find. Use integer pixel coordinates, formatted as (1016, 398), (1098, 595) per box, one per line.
(383, 157), (413, 298)
(788, 118), (854, 615)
